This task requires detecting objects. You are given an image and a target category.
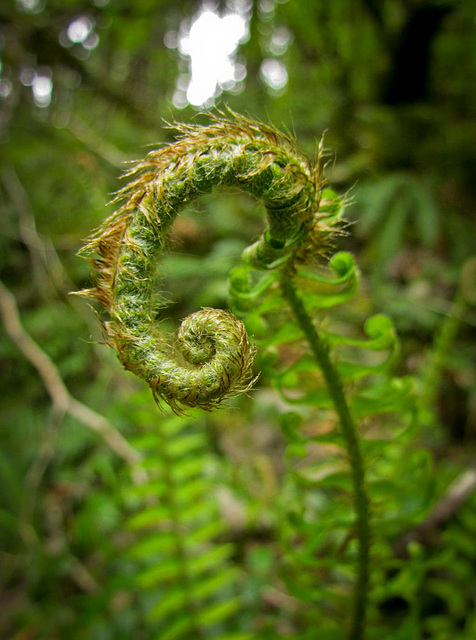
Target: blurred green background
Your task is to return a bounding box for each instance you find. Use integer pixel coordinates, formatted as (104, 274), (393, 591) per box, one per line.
(1, 0), (475, 638)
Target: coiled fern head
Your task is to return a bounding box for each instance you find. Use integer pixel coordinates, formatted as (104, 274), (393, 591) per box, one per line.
(79, 111), (332, 412)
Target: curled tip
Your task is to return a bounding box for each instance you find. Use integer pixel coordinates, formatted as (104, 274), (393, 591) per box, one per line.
(78, 111), (327, 411)
(151, 309), (257, 411)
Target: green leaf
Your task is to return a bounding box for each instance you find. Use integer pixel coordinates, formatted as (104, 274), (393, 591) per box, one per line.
(176, 477), (211, 505)
(125, 479), (168, 500)
(258, 321), (303, 347)
(127, 505), (172, 530)
(372, 195), (409, 275)
(357, 174), (405, 232)
(351, 377), (413, 417)
(156, 613), (193, 640)
(298, 468), (351, 491)
(167, 434), (206, 458)
(188, 544), (235, 577)
(413, 183), (439, 246)
(298, 252), (359, 309)
(197, 595), (241, 627)
(280, 411), (305, 443)
(137, 556), (181, 587)
(193, 566), (240, 600)
(172, 457), (209, 483)
(149, 588), (186, 622)
(186, 519), (227, 547)
(129, 532), (177, 559)
(319, 188), (345, 223)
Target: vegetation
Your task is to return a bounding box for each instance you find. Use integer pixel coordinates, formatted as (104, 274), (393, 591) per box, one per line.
(1, 1), (475, 639)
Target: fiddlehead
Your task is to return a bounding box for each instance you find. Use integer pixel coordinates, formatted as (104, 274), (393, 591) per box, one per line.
(79, 111), (328, 411)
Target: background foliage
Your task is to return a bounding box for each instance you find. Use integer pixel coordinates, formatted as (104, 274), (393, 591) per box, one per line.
(1, 0), (475, 638)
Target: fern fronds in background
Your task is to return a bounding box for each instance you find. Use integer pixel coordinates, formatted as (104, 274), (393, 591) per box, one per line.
(125, 414), (250, 640)
(354, 172), (440, 283)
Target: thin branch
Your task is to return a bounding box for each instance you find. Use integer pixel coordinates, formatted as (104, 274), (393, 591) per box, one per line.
(2, 164), (82, 296)
(68, 117), (129, 168)
(0, 280), (144, 475)
(20, 408), (64, 548)
(1, 165), (108, 357)
(43, 491), (100, 593)
(1, 165), (51, 297)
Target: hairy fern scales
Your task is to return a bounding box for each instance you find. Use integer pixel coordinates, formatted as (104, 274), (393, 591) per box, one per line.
(80, 112), (325, 411)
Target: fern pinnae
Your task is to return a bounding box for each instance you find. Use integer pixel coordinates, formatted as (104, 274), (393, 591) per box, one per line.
(127, 416), (244, 639)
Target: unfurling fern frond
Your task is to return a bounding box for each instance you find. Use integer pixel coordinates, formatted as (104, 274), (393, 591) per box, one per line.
(78, 112), (415, 640)
(78, 110), (335, 412)
(229, 200), (414, 635)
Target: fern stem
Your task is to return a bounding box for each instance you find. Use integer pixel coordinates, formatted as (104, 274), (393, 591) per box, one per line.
(280, 268), (370, 640)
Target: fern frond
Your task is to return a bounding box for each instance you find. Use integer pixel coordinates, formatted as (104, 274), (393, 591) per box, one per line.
(124, 415), (250, 639)
(227, 185), (415, 636)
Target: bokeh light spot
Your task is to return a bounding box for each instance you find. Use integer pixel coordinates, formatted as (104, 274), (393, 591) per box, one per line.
(177, 6), (249, 107)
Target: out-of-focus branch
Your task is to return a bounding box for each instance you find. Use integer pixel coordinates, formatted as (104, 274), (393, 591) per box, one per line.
(1, 165), (51, 297)
(68, 117), (129, 168)
(394, 467), (476, 558)
(2, 164), (82, 296)
(1, 165), (106, 356)
(0, 280), (143, 475)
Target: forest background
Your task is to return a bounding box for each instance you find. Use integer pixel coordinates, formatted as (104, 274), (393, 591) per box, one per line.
(0, 0), (475, 638)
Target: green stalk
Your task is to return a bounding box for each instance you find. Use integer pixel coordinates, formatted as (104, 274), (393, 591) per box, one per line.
(280, 268), (370, 640)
